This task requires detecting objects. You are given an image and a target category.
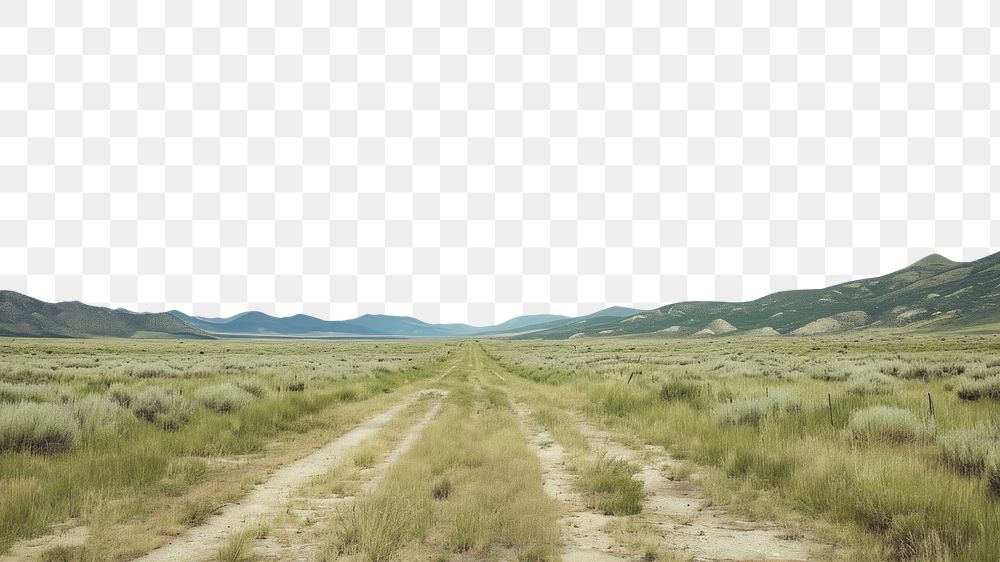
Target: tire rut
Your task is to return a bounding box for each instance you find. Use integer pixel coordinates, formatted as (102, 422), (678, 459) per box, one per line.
(513, 403), (631, 562)
(132, 390), (440, 562)
(253, 392), (447, 561)
(578, 422), (831, 561)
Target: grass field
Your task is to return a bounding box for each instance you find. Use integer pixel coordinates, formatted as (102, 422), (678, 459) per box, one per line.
(1, 334), (999, 561)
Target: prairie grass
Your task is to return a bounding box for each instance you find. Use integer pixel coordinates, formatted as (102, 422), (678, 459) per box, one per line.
(955, 375), (1000, 401)
(938, 422), (1000, 495)
(937, 422), (1000, 475)
(0, 381), (69, 404)
(323, 360), (560, 561)
(0, 338), (451, 556)
(658, 378), (708, 406)
(72, 394), (131, 435)
(0, 402), (80, 453)
(332, 487), (430, 562)
(714, 390), (804, 426)
(847, 406), (933, 444)
(193, 384), (255, 413)
(845, 371), (897, 396)
(486, 335), (1000, 560)
(130, 388), (194, 430)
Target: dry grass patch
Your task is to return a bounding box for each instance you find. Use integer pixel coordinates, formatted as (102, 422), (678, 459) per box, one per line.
(323, 382), (561, 561)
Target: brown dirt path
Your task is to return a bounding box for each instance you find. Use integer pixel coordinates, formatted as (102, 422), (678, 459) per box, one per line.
(513, 403), (631, 562)
(253, 392), (447, 561)
(131, 390), (439, 562)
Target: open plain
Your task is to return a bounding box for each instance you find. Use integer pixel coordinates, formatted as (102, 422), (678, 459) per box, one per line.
(1, 334), (999, 561)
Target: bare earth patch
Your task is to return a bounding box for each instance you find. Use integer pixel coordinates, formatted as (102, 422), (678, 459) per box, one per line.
(435, 365), (457, 381)
(0, 520), (89, 562)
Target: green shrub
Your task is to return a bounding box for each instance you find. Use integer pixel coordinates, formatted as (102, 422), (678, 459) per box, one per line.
(810, 369), (850, 382)
(658, 379), (707, 405)
(108, 383), (136, 408)
(937, 422), (1000, 476)
(901, 364), (964, 381)
(846, 372), (898, 396)
(131, 388), (193, 430)
(0, 402), (80, 453)
(963, 366), (998, 380)
(193, 384), (255, 413)
(276, 375), (306, 392)
(233, 380), (266, 398)
(714, 390), (804, 426)
(875, 360), (907, 377)
(72, 394), (131, 434)
(956, 376), (1000, 401)
(847, 406), (931, 444)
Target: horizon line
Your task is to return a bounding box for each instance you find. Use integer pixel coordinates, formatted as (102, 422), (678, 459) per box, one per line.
(0, 248), (989, 328)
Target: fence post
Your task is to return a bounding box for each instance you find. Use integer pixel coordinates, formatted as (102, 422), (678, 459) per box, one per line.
(828, 393), (834, 427)
(928, 393), (935, 420)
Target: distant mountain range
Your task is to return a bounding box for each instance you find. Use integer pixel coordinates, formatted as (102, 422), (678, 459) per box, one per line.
(516, 252), (1000, 339)
(0, 291), (209, 339)
(1, 251), (998, 339)
(167, 308), (637, 338)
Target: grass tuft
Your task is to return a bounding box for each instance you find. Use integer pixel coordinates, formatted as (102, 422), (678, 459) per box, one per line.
(431, 477), (452, 500)
(578, 455), (645, 515)
(334, 489), (428, 562)
(216, 524), (267, 562)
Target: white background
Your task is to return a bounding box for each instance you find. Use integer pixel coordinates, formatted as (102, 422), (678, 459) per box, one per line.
(0, 0), (996, 324)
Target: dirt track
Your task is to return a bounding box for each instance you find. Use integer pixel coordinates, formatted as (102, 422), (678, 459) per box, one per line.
(514, 402), (630, 561)
(133, 390), (442, 562)
(579, 421), (827, 561)
(253, 393), (446, 561)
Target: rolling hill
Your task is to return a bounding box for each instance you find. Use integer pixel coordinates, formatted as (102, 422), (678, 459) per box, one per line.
(168, 310), (382, 336)
(2, 251), (998, 339)
(520, 252), (1000, 339)
(167, 308), (638, 338)
(0, 291), (210, 339)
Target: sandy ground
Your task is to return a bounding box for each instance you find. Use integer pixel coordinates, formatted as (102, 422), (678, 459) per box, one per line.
(0, 520), (89, 562)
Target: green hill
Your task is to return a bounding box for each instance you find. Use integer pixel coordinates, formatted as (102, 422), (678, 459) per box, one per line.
(0, 291), (210, 339)
(519, 252), (1000, 339)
